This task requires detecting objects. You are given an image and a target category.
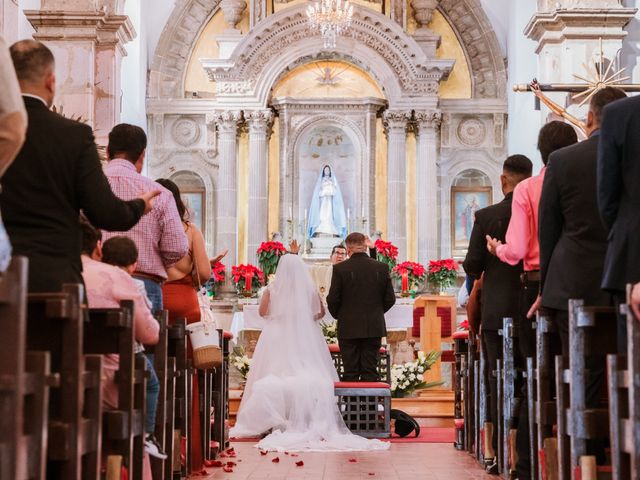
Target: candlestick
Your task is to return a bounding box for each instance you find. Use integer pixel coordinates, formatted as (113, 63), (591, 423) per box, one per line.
(289, 206), (293, 219)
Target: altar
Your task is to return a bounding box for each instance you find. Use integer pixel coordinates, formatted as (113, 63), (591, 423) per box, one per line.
(229, 298), (415, 343)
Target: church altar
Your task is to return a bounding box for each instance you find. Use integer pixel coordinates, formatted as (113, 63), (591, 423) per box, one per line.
(229, 299), (414, 342)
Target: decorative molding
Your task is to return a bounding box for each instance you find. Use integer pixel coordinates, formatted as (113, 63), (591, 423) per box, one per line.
(415, 110), (443, 132)
(246, 109), (274, 133)
(171, 116), (202, 147)
(455, 116), (485, 147)
(220, 0), (247, 29)
(213, 110), (243, 135)
(437, 0), (507, 98)
(383, 109), (412, 134)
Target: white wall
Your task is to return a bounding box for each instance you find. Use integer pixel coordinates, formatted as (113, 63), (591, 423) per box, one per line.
(480, 0), (509, 56)
(120, 0), (147, 128)
(506, 0), (541, 170)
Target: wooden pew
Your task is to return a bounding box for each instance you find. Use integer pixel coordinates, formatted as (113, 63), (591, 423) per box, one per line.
(531, 310), (559, 480)
(167, 318), (189, 477)
(212, 330), (233, 454)
(26, 284), (103, 480)
(556, 300), (616, 480)
(500, 317), (518, 479)
(148, 310), (170, 480)
(84, 301), (146, 479)
(452, 330), (468, 451)
(1, 257), (53, 480)
(607, 287), (640, 480)
(465, 330), (477, 454)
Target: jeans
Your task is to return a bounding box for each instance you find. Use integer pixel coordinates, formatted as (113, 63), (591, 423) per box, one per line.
(139, 352), (160, 434)
(0, 215), (11, 272)
(135, 277), (163, 314)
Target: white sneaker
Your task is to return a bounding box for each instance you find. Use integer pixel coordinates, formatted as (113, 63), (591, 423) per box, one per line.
(145, 434), (168, 459)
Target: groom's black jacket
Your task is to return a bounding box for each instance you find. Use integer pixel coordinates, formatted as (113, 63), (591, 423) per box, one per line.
(327, 252), (396, 339)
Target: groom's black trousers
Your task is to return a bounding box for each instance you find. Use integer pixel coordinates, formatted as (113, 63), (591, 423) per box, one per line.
(339, 337), (381, 382)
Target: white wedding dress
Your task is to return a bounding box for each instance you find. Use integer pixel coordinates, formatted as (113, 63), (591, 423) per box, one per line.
(230, 254), (389, 452)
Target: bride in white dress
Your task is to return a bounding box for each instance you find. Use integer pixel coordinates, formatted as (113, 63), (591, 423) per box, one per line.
(230, 254), (389, 452)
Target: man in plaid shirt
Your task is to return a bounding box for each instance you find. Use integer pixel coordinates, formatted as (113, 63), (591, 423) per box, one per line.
(103, 124), (188, 311)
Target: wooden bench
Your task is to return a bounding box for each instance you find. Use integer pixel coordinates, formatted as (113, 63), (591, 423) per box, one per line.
(0, 257), (53, 480)
(167, 318), (189, 477)
(26, 284), (103, 480)
(556, 300), (616, 480)
(147, 310), (171, 480)
(85, 301), (147, 480)
(212, 330), (233, 454)
(607, 287), (640, 480)
(499, 317), (518, 478)
(452, 330), (468, 451)
(530, 310), (560, 480)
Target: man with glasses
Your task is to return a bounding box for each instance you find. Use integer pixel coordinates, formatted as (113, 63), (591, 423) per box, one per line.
(330, 244), (347, 264)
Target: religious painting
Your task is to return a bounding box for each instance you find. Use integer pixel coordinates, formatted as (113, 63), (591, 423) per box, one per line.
(451, 186), (492, 256)
(181, 192), (205, 234)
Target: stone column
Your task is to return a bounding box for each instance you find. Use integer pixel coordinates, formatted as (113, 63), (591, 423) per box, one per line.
(383, 110), (411, 260)
(1, 0), (20, 41)
(25, 1), (135, 146)
(415, 110), (442, 264)
(214, 110), (242, 270)
(246, 109), (274, 264)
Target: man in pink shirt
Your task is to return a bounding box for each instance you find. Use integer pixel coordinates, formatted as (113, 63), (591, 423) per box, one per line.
(486, 121), (577, 480)
(102, 124), (188, 312)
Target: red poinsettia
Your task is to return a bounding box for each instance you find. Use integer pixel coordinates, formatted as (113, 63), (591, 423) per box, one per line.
(256, 241), (287, 279)
(392, 261), (427, 292)
(209, 261), (226, 286)
(426, 258), (458, 290)
(375, 239), (398, 269)
(231, 264), (265, 293)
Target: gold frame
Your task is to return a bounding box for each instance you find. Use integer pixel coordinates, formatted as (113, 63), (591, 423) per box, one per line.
(450, 186), (492, 257)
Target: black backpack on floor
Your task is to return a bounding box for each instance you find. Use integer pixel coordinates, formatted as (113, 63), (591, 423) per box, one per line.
(390, 409), (420, 438)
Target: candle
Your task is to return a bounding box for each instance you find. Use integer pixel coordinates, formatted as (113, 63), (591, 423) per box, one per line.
(361, 205), (365, 219)
(289, 206), (293, 219)
(401, 270), (409, 293)
(244, 271), (254, 292)
(347, 208), (351, 221)
(304, 208), (308, 220)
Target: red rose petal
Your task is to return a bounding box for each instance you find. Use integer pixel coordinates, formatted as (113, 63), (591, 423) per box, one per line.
(348, 458), (358, 463)
(226, 461), (237, 467)
(260, 451), (268, 456)
(291, 454), (299, 457)
(369, 473), (376, 476)
(210, 460), (224, 467)
(296, 460), (304, 467)
(284, 451), (289, 455)
(218, 452), (227, 458)
(222, 465), (234, 473)
(272, 457), (280, 463)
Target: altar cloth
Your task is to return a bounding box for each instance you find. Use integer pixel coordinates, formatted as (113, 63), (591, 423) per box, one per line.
(230, 298), (414, 341)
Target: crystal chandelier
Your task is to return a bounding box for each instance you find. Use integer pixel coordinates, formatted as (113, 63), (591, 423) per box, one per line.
(306, 0), (354, 49)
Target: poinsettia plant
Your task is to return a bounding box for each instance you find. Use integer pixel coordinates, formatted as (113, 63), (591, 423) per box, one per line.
(256, 241), (287, 279)
(231, 264), (264, 295)
(375, 239), (398, 269)
(427, 258), (459, 291)
(205, 261), (226, 296)
(392, 261), (427, 293)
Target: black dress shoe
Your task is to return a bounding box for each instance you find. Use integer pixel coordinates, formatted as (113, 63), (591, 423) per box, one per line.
(485, 458), (499, 475)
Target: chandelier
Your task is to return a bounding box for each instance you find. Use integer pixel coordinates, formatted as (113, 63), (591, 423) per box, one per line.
(306, 0), (354, 49)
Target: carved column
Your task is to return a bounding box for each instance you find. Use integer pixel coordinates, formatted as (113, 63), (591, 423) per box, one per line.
(383, 110), (411, 260)
(214, 111), (242, 269)
(415, 111), (442, 264)
(246, 109), (274, 264)
(25, 1), (135, 146)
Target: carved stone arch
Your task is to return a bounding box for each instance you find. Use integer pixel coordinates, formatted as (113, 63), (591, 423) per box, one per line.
(148, 0), (222, 99)
(150, 153), (218, 248)
(438, 0), (507, 98)
(288, 114), (367, 218)
(202, 4), (453, 108)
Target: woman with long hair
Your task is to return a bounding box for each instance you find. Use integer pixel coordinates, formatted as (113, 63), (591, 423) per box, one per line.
(155, 178), (226, 475)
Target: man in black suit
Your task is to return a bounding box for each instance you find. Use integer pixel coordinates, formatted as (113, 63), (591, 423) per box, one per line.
(598, 93), (640, 351)
(1, 40), (158, 292)
(463, 154), (533, 468)
(539, 87), (626, 351)
(327, 232), (396, 381)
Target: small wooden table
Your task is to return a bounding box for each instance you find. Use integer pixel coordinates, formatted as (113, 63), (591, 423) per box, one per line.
(414, 294), (457, 384)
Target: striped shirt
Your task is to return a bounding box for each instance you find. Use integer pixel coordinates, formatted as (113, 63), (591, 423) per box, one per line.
(102, 159), (188, 280)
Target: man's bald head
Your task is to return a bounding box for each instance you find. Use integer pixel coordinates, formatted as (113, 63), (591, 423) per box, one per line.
(10, 40), (56, 105)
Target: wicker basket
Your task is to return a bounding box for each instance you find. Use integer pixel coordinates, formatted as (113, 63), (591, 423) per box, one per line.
(186, 322), (222, 369)
(192, 345), (222, 370)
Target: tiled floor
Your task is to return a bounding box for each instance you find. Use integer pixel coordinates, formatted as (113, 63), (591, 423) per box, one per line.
(199, 441), (496, 479)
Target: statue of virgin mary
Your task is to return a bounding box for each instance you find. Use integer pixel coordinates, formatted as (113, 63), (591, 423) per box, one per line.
(307, 165), (347, 238)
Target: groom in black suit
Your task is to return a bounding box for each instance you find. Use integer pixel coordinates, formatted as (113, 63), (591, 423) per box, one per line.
(327, 232), (396, 381)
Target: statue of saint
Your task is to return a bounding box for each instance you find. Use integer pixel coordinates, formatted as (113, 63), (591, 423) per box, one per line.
(307, 165), (347, 238)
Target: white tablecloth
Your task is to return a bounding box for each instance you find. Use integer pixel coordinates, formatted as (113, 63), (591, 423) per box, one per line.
(230, 298), (414, 340)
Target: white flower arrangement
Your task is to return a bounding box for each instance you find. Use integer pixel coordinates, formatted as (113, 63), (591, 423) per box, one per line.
(320, 320), (338, 344)
(230, 346), (252, 380)
(390, 350), (442, 397)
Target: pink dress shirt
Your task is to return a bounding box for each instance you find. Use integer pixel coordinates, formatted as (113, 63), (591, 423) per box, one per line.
(81, 255), (159, 409)
(496, 167), (546, 272)
(102, 159), (188, 280)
